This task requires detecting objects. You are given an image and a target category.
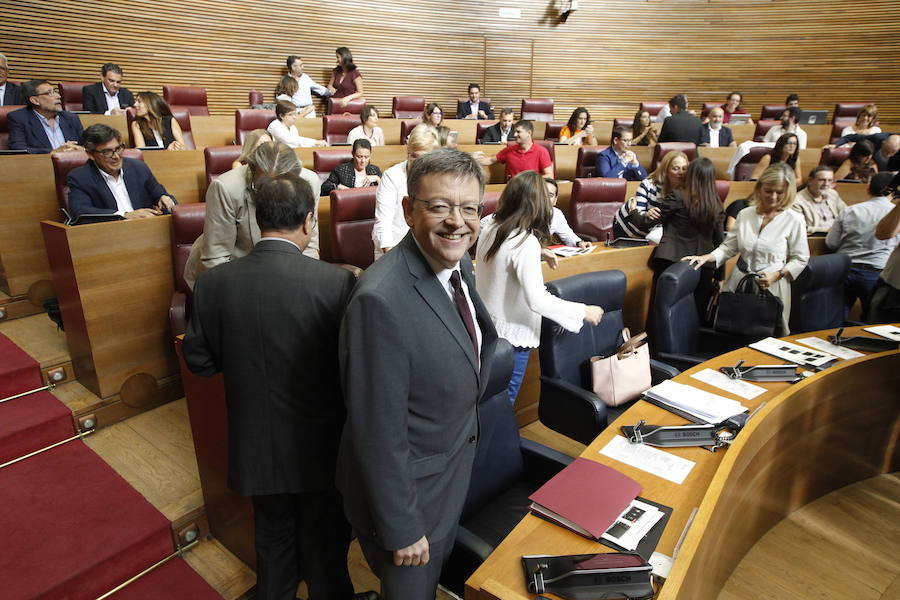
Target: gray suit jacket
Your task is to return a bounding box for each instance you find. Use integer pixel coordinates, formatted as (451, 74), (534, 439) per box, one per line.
(336, 232), (499, 551)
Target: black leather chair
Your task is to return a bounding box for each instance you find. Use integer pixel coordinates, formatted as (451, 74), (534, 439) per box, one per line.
(789, 254), (851, 333)
(439, 338), (573, 596)
(538, 271), (678, 444)
(653, 262), (747, 372)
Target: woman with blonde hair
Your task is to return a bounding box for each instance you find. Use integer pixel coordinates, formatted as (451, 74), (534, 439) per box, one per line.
(477, 170), (604, 402)
(231, 129), (271, 170)
(686, 163), (810, 334)
(841, 104), (880, 137)
(613, 150), (688, 239)
(131, 91), (186, 150)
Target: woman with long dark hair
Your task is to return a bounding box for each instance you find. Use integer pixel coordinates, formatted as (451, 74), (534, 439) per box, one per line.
(751, 132), (802, 181)
(327, 46), (364, 109)
(835, 139), (878, 183)
(631, 109), (657, 146)
(476, 170), (604, 403)
(131, 91), (186, 150)
(559, 107), (597, 146)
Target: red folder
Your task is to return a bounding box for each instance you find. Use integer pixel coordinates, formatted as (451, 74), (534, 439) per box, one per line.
(529, 457), (643, 540)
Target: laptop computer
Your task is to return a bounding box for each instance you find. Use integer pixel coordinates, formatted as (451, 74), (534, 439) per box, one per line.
(798, 110), (828, 125)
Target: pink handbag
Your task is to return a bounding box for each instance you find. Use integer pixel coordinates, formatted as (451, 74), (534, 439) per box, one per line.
(590, 329), (651, 407)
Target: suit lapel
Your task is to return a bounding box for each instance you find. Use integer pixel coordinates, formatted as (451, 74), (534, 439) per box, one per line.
(121, 159), (146, 209)
(88, 161), (120, 210)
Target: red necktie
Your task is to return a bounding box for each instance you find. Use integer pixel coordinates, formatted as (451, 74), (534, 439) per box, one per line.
(450, 270), (479, 361)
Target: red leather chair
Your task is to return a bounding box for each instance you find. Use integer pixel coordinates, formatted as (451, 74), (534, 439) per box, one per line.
(819, 146), (851, 170)
(639, 101), (667, 118)
(833, 103), (871, 123)
(568, 178), (626, 242)
(651, 142), (697, 171)
(701, 102), (722, 120)
(327, 97), (365, 115)
(576, 145), (606, 179)
(475, 120), (498, 143)
(734, 146), (772, 181)
(51, 149), (143, 220)
(324, 115), (360, 145)
(163, 85), (210, 116)
(330, 187), (377, 269)
(829, 122), (849, 144)
(248, 89), (264, 106)
(533, 140), (556, 178)
(171, 107), (196, 149)
(543, 122), (565, 142)
(0, 105), (24, 150)
(313, 148), (353, 181)
(204, 145), (242, 186)
(612, 118), (634, 131)
(457, 97), (491, 118)
(392, 96), (425, 119)
(58, 81), (92, 112)
(400, 118), (423, 144)
(521, 98), (554, 122)
(235, 108), (276, 145)
(753, 119), (781, 142)
(715, 180), (730, 204)
(468, 191), (503, 258)
(169, 203), (207, 336)
(760, 105), (786, 120)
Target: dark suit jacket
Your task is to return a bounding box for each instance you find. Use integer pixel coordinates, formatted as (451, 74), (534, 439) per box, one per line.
(456, 100), (494, 120)
(631, 189), (725, 263)
(2, 81), (23, 106)
(81, 81), (135, 114)
(479, 122), (515, 144)
(67, 157), (174, 219)
(7, 107), (84, 153)
(320, 161), (382, 195)
(337, 232), (499, 551)
(183, 239), (356, 496)
(699, 124), (734, 147)
(658, 111), (703, 144)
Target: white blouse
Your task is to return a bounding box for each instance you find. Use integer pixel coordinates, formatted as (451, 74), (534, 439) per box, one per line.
(267, 119), (318, 148)
(347, 125), (385, 146)
(476, 218), (585, 347)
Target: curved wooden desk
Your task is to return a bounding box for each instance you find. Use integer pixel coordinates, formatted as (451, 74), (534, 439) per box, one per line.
(465, 326), (900, 599)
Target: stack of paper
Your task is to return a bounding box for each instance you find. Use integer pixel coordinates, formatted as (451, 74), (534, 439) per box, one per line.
(601, 498), (665, 551)
(865, 325), (900, 342)
(643, 380), (748, 424)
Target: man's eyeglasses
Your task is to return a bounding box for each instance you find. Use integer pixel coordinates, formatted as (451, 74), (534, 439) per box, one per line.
(34, 89), (59, 97)
(413, 198), (484, 220)
(92, 143), (126, 158)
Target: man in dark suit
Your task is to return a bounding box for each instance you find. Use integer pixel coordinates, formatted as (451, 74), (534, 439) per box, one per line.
(456, 83), (494, 119)
(67, 124), (175, 220)
(0, 53), (23, 106)
(183, 173), (360, 600)
(338, 149), (499, 599)
(479, 107), (516, 143)
(7, 79), (84, 153)
(81, 63), (134, 115)
(699, 106), (736, 148)
(658, 94), (702, 144)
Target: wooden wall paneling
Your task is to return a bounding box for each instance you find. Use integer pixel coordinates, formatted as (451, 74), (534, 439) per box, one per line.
(191, 116), (237, 149)
(143, 150), (206, 205)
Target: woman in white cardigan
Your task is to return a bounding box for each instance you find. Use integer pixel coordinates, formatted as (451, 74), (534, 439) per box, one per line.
(685, 163), (810, 334)
(476, 170), (605, 403)
(267, 100), (326, 148)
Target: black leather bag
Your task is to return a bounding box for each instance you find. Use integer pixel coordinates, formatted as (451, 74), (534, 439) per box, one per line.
(715, 273), (783, 338)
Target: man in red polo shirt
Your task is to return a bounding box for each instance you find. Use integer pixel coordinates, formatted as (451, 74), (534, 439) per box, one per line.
(477, 119), (553, 181)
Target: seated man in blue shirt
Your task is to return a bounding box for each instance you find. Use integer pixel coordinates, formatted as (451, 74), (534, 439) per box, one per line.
(595, 126), (647, 180)
(7, 79), (84, 154)
(67, 124), (176, 221)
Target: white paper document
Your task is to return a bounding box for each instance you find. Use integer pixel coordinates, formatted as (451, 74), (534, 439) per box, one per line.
(599, 435), (695, 485)
(864, 325), (900, 342)
(602, 498), (664, 551)
(690, 368), (767, 400)
(795, 337), (864, 360)
(643, 379), (748, 423)
(749, 337), (838, 368)
(551, 245), (595, 257)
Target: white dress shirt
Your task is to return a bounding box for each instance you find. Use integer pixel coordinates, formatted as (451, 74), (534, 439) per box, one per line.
(372, 161), (409, 259)
(763, 124), (808, 149)
(291, 73), (328, 118)
(103, 87), (122, 115)
(98, 167), (135, 215)
(267, 119), (318, 148)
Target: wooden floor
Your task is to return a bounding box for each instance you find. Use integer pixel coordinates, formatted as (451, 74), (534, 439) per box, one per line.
(719, 472), (900, 600)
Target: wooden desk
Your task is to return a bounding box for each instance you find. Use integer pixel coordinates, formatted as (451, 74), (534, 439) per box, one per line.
(467, 326), (900, 599)
(191, 115), (237, 148)
(78, 114), (127, 134)
(144, 150), (206, 204)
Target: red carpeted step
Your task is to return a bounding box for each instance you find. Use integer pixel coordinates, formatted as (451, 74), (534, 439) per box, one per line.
(108, 556), (224, 599)
(0, 332), (43, 398)
(0, 390), (76, 464)
(0, 441), (174, 600)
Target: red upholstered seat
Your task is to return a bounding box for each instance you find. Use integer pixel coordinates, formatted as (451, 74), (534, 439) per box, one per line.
(327, 97), (365, 115)
(51, 149), (143, 219)
(204, 145), (242, 186)
(400, 118), (423, 144)
(569, 178), (626, 242)
(0, 104), (25, 150)
(235, 108), (276, 145)
(543, 121), (565, 142)
(734, 146), (773, 181)
(819, 146), (851, 169)
(248, 89), (264, 106)
(58, 81), (91, 112)
(313, 148), (353, 181)
(715, 180), (730, 203)
(753, 119), (781, 142)
(701, 102), (722, 120)
(833, 102), (871, 123)
(475, 120), (497, 143)
(324, 115), (362, 145)
(532, 139), (556, 178)
(163, 85), (210, 116)
(651, 142), (697, 171)
(170, 107), (195, 149)
(392, 96), (425, 119)
(468, 191), (503, 258)
(330, 187), (377, 269)
(639, 101), (667, 117)
(760, 104), (786, 120)
(829, 122), (848, 144)
(169, 203), (206, 336)
(612, 118), (634, 131)
(521, 98), (554, 122)
(576, 145), (606, 179)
